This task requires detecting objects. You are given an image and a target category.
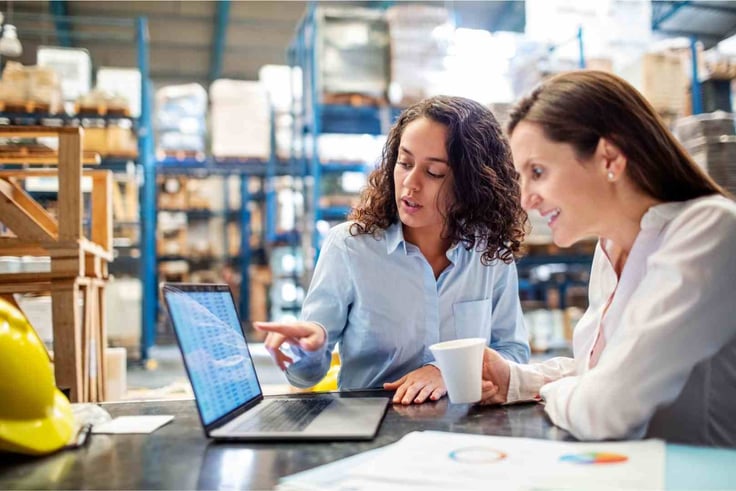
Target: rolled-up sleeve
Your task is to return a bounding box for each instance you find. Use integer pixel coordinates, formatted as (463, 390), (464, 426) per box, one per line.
(284, 226), (355, 388)
(507, 357), (577, 403)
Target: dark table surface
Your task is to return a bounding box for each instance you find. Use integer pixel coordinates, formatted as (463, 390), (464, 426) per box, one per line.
(0, 391), (572, 490)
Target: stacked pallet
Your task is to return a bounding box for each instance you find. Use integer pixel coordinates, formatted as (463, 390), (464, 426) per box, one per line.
(674, 111), (736, 195)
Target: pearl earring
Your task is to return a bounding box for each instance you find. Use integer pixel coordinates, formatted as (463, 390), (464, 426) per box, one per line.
(607, 171), (615, 181)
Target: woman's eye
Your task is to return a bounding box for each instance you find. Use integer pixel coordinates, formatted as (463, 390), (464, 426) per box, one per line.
(531, 166), (543, 179)
(397, 161), (411, 169)
(427, 170), (445, 178)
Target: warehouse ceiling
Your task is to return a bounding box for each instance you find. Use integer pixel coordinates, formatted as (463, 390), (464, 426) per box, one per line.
(652, 1), (736, 49)
(0, 0), (525, 86)
(1, 1), (308, 84)
(6, 1), (733, 85)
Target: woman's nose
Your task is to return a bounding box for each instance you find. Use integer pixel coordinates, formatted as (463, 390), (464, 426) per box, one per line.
(403, 168), (420, 190)
(521, 190), (541, 211)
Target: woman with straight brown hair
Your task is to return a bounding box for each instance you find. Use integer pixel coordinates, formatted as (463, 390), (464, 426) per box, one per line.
(480, 70), (736, 446)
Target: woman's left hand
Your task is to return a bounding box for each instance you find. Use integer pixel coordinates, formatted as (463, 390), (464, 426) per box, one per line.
(383, 365), (446, 404)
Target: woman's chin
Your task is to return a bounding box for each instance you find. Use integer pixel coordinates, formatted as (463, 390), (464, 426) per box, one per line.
(552, 232), (577, 249)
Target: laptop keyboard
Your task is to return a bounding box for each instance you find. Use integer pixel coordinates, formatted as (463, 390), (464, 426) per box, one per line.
(235, 398), (334, 433)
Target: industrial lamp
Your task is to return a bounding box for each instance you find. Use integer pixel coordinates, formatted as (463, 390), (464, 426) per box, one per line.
(0, 9), (23, 58)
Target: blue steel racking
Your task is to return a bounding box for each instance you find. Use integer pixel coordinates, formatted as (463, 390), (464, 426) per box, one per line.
(0, 14), (155, 361)
(651, 1), (736, 114)
(153, 155), (301, 339)
(288, 8), (593, 312)
(288, 4), (401, 264)
(8, 9), (300, 361)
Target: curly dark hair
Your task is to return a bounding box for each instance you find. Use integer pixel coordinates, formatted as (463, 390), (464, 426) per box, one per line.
(348, 95), (527, 264)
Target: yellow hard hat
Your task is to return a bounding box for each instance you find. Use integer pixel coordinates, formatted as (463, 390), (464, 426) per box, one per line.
(0, 297), (75, 455)
(307, 351), (340, 393)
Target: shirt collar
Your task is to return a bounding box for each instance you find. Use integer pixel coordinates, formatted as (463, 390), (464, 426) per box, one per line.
(385, 220), (406, 254)
(601, 198), (698, 258)
(640, 200), (689, 231)
(385, 220), (463, 260)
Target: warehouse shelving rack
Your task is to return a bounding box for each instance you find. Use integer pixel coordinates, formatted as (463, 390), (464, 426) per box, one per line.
(2, 11), (303, 360)
(153, 154), (302, 328)
(0, 14), (156, 362)
(288, 4), (401, 267)
(651, 1), (736, 115)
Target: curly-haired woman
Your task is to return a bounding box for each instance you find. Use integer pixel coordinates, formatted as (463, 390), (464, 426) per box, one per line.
(255, 95), (530, 405)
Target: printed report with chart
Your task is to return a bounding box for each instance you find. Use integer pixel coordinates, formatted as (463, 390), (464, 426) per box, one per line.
(278, 431), (665, 490)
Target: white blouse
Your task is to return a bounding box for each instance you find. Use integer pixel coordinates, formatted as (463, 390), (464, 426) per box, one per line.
(507, 195), (736, 445)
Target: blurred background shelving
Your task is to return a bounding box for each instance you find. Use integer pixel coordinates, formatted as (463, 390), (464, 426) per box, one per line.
(2, 0), (736, 399)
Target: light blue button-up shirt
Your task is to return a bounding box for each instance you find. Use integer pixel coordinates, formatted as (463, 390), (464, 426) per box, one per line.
(285, 221), (530, 389)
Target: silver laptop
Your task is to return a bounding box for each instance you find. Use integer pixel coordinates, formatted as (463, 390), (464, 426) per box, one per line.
(162, 283), (389, 441)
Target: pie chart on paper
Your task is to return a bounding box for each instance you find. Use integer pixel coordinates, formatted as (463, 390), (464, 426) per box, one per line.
(559, 452), (629, 465)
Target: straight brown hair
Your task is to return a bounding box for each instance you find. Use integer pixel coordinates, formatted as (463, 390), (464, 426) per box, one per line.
(507, 70), (726, 201)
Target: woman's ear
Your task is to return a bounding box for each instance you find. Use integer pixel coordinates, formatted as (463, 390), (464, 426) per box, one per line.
(596, 137), (627, 182)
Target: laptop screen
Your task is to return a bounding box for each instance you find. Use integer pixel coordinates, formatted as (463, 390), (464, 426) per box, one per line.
(164, 285), (262, 425)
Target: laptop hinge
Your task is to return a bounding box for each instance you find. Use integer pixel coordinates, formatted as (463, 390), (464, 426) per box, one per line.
(205, 394), (264, 434)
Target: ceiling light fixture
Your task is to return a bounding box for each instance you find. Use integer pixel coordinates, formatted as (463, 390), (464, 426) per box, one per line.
(0, 24), (23, 57)
(0, 1), (22, 58)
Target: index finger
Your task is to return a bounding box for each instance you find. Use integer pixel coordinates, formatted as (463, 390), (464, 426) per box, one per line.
(253, 322), (313, 338)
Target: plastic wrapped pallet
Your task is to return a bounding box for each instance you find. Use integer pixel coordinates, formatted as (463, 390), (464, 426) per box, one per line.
(37, 46), (92, 103)
(96, 67), (142, 117)
(28, 65), (62, 111)
(508, 41), (578, 100)
(274, 176), (304, 235)
(317, 7), (389, 99)
(525, 0), (651, 73)
(682, 136), (736, 195)
(673, 111), (736, 195)
(673, 111), (736, 143)
(0, 62), (28, 102)
(619, 52), (688, 116)
(0, 62), (62, 112)
(258, 65), (301, 114)
(386, 4), (452, 106)
(274, 113), (295, 160)
(259, 65), (302, 160)
(210, 79), (270, 159)
(105, 278), (141, 354)
(154, 83), (207, 154)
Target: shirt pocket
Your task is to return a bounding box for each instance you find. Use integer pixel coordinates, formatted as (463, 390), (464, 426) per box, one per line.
(452, 298), (492, 341)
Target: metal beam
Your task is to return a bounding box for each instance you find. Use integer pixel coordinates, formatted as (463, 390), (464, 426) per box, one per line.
(136, 16), (157, 362)
(149, 71), (209, 83)
(690, 36), (703, 114)
(11, 11), (137, 27)
(13, 9), (298, 30)
(49, 0), (72, 47)
(18, 33), (285, 56)
(654, 28), (724, 44)
(209, 0), (231, 84)
(18, 27), (134, 43)
(681, 3), (736, 16)
(652, 1), (691, 31)
(487, 0), (525, 33)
